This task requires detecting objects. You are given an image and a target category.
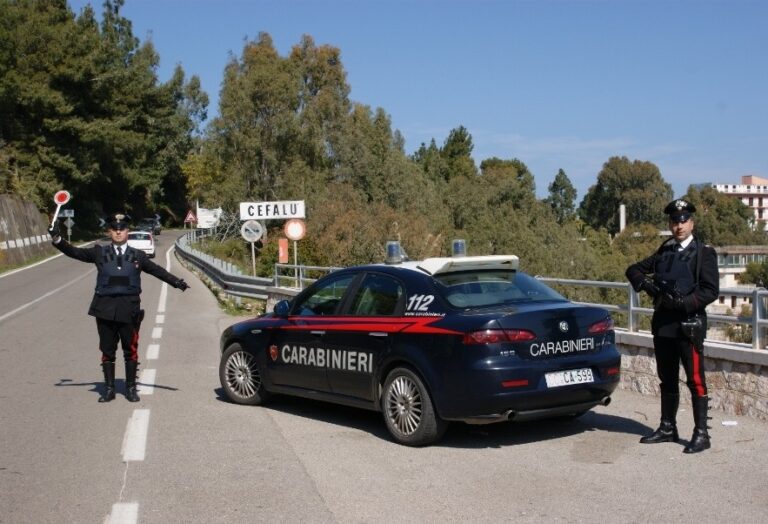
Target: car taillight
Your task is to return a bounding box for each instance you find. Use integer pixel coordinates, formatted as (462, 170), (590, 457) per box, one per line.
(588, 317), (614, 334)
(462, 329), (536, 345)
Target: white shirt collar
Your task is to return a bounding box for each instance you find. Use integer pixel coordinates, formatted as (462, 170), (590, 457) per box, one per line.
(678, 235), (694, 250)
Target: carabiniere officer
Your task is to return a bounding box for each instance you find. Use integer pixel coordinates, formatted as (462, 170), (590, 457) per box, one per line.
(626, 199), (719, 453)
(48, 213), (189, 403)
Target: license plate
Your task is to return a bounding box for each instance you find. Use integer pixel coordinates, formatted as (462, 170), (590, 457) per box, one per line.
(545, 368), (594, 388)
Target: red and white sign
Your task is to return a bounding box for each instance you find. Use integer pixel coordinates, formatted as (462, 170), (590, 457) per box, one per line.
(284, 219), (306, 241)
(53, 190), (71, 205)
(184, 210), (197, 223)
(51, 190), (72, 227)
(278, 238), (289, 263)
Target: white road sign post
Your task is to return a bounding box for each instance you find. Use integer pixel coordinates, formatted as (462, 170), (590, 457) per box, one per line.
(240, 220), (264, 277)
(284, 219), (306, 288)
(63, 217), (75, 242)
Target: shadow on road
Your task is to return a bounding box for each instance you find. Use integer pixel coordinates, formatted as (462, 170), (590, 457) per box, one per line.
(213, 387), (651, 448)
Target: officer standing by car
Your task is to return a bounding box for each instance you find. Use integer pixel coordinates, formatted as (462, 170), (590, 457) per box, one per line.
(48, 213), (189, 403)
(626, 199), (719, 453)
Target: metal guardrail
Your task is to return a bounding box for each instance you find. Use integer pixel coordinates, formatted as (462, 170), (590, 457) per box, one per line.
(175, 230), (272, 299)
(536, 277), (768, 350)
(175, 231), (768, 350)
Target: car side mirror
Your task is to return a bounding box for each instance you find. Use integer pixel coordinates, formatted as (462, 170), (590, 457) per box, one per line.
(274, 300), (291, 317)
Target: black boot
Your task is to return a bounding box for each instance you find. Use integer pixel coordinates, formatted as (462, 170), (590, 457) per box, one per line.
(684, 396), (711, 454)
(98, 362), (116, 403)
(125, 360), (140, 403)
(640, 393), (679, 443)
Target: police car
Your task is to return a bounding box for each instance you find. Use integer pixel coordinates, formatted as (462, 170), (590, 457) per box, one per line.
(219, 249), (620, 446)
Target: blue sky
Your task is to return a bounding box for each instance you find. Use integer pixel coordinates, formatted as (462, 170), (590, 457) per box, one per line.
(68, 0), (768, 201)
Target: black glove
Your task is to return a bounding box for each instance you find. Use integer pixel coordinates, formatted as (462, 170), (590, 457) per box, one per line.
(48, 223), (60, 239)
(661, 292), (685, 311)
(175, 279), (189, 291)
(639, 277), (660, 298)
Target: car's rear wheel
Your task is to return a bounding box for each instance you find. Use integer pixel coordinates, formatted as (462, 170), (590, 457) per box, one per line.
(382, 367), (447, 446)
(220, 343), (269, 405)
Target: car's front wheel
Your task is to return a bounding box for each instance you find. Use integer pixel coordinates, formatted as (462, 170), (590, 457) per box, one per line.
(219, 343), (270, 405)
(382, 367), (447, 446)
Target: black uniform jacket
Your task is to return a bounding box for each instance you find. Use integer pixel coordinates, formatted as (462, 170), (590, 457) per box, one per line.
(54, 240), (181, 323)
(626, 236), (719, 338)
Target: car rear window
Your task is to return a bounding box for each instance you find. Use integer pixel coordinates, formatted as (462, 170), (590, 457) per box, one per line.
(435, 270), (566, 308)
(129, 233), (151, 240)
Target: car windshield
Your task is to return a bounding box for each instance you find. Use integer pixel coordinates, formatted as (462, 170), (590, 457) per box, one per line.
(435, 270), (566, 308)
(129, 233), (151, 241)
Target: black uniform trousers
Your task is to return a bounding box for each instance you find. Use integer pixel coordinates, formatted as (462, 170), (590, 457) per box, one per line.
(96, 317), (139, 363)
(653, 335), (707, 399)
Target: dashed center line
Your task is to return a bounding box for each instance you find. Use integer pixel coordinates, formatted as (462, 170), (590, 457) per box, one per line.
(121, 409), (150, 462)
(138, 369), (156, 395)
(110, 246), (176, 522)
(106, 502), (139, 524)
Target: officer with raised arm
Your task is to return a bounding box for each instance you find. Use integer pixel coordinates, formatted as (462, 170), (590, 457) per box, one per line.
(48, 213), (189, 403)
(626, 199), (719, 453)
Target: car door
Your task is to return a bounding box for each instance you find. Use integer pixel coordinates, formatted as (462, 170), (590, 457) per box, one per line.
(266, 273), (357, 392)
(323, 272), (404, 401)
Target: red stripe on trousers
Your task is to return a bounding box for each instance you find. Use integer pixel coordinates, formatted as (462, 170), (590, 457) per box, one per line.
(130, 328), (140, 361)
(691, 344), (706, 397)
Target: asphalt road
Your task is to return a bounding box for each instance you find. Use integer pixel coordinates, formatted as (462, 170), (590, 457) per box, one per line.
(1, 233), (767, 523)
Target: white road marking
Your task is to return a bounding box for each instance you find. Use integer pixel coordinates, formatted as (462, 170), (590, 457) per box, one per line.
(145, 344), (160, 360)
(106, 502), (138, 524)
(138, 369), (156, 395)
(155, 314), (165, 324)
(151, 327), (163, 339)
(158, 283), (168, 314)
(0, 268), (95, 322)
(121, 409), (150, 462)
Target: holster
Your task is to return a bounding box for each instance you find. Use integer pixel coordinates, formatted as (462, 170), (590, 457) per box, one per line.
(681, 314), (705, 353)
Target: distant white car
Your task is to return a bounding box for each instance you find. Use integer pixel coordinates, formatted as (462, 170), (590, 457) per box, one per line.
(127, 231), (155, 258)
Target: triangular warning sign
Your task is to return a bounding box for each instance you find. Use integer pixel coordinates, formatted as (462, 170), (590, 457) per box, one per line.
(184, 210), (197, 223)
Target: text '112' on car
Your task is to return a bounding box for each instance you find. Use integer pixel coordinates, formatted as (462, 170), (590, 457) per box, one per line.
(219, 242), (620, 446)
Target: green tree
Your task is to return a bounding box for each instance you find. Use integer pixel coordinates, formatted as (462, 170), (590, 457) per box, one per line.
(0, 0), (205, 225)
(579, 156), (672, 234)
(440, 126), (477, 181)
(545, 169), (577, 224)
(685, 184), (764, 246)
(739, 261), (768, 287)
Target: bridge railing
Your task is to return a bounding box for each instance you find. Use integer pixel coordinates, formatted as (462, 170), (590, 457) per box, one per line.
(175, 231), (768, 350)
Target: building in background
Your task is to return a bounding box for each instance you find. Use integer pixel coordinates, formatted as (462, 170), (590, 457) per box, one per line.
(714, 175), (768, 231)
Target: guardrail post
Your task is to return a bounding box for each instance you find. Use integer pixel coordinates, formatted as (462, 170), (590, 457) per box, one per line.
(628, 286), (637, 332)
(753, 288), (763, 350)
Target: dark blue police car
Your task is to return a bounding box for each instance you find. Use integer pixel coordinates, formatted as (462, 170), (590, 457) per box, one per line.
(219, 253), (620, 446)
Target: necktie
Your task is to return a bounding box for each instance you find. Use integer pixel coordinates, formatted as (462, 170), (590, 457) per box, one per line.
(116, 246), (123, 267)
(116, 246), (122, 256)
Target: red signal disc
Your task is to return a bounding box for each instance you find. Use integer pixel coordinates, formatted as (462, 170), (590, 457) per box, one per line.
(53, 190), (71, 205)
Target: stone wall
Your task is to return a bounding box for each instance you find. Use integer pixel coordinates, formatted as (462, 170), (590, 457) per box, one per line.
(0, 194), (56, 270)
(617, 330), (768, 421)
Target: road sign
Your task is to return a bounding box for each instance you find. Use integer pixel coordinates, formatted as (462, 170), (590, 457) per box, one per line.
(184, 210), (197, 223)
(284, 219), (306, 241)
(59, 209), (74, 218)
(240, 220), (264, 243)
(63, 218), (75, 228)
(239, 200), (305, 220)
(278, 238), (289, 264)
